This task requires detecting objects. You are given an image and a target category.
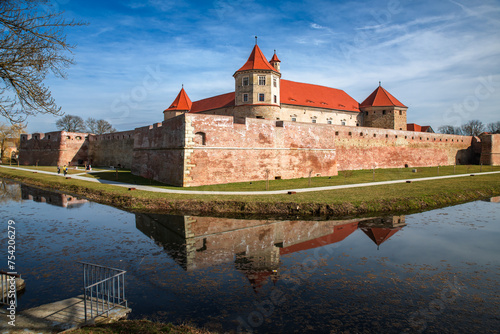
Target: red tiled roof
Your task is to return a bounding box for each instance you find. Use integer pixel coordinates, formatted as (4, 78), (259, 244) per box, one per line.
(407, 123), (433, 133)
(361, 227), (402, 246)
(280, 222), (359, 255)
(407, 123), (421, 132)
(421, 125), (432, 133)
(190, 92), (235, 113)
(165, 87), (192, 111)
(269, 52), (281, 63)
(281, 80), (360, 112)
(236, 44), (277, 72)
(360, 86), (406, 108)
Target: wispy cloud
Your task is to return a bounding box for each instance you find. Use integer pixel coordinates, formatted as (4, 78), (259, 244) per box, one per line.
(22, 0), (500, 132)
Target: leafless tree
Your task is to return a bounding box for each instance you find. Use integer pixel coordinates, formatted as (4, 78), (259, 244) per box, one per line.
(86, 117), (115, 134)
(487, 121), (500, 134)
(438, 125), (462, 135)
(0, 0), (84, 124)
(56, 114), (85, 132)
(461, 120), (485, 136)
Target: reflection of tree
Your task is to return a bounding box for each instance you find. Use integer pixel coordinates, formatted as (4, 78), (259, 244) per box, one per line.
(0, 180), (21, 203)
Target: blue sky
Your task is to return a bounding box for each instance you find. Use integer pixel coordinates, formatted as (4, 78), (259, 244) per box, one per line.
(25, 0), (500, 133)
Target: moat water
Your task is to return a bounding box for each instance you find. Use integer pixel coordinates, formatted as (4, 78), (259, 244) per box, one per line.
(1, 180), (499, 333)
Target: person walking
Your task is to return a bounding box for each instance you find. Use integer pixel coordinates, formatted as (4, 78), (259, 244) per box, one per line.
(63, 165), (67, 176)
(57, 166), (61, 174)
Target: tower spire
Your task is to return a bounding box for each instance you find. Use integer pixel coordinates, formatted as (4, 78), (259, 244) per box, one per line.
(255, 36), (258, 45)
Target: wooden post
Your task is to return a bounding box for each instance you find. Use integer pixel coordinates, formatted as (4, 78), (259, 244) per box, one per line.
(308, 170), (312, 187)
(454, 164), (456, 174)
(372, 168), (375, 182)
(480, 163), (482, 172)
(265, 169), (269, 191)
(437, 165), (439, 176)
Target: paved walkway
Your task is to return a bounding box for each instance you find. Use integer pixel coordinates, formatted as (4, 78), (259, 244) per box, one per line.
(1, 165), (499, 196)
(0, 295), (130, 333)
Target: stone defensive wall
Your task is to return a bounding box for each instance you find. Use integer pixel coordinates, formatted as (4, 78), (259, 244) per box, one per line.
(331, 125), (476, 170)
(132, 114), (338, 187)
(132, 117), (188, 186)
(88, 130), (135, 168)
(19, 131), (89, 166)
(479, 133), (500, 166)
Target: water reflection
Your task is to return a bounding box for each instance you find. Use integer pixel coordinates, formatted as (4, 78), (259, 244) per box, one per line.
(20, 183), (88, 208)
(136, 213), (406, 291)
(2, 180), (499, 334)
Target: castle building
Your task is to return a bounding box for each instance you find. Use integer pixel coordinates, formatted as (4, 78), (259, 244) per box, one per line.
(18, 43), (499, 187)
(164, 43), (406, 129)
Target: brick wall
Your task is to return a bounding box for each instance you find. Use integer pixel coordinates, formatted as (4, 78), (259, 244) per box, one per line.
(131, 118), (187, 186)
(332, 125), (474, 170)
(480, 133), (500, 166)
(88, 130), (135, 168)
(19, 131), (89, 166)
(184, 114), (338, 186)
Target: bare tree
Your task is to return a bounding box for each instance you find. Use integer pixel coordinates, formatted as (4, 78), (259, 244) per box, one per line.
(0, 0), (84, 124)
(86, 118), (115, 134)
(56, 115), (85, 132)
(461, 120), (485, 136)
(0, 122), (25, 159)
(85, 117), (98, 133)
(95, 119), (116, 134)
(438, 125), (462, 135)
(487, 121), (500, 134)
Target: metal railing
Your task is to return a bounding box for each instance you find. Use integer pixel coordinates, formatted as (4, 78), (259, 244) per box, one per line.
(0, 271), (19, 307)
(79, 262), (127, 322)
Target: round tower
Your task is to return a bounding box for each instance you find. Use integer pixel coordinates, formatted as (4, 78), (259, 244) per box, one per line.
(233, 42), (281, 119)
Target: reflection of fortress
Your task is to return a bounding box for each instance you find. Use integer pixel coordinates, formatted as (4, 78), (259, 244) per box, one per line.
(21, 184), (88, 208)
(19, 43), (500, 187)
(136, 213), (405, 291)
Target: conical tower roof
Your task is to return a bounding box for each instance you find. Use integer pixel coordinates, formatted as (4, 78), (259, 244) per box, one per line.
(165, 87), (192, 111)
(360, 85), (406, 108)
(235, 44), (277, 73)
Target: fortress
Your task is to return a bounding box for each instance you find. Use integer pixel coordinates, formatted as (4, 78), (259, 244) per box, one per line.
(19, 43), (500, 186)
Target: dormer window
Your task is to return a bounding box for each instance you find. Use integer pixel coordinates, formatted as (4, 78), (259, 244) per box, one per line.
(242, 76), (249, 86)
(258, 76), (266, 86)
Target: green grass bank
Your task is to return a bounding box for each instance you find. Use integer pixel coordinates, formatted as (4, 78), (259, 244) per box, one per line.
(1, 165), (499, 218)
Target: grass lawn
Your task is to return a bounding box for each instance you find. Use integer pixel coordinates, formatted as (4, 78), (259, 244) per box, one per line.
(79, 164), (499, 191)
(1, 164), (499, 216)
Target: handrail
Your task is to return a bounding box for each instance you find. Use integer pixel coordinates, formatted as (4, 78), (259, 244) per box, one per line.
(80, 262), (127, 322)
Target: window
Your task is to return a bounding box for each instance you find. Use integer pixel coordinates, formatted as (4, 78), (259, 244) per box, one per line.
(195, 132), (206, 145)
(291, 117), (297, 122)
(399, 110), (403, 115)
(259, 93), (265, 102)
(327, 120), (332, 124)
(242, 77), (249, 86)
(383, 110), (386, 115)
(273, 78), (277, 87)
(341, 121), (346, 126)
(258, 76), (266, 85)
(243, 93), (248, 102)
(365, 111), (369, 115)
(274, 95), (277, 103)
(312, 119), (316, 123)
